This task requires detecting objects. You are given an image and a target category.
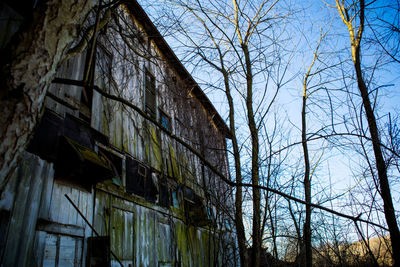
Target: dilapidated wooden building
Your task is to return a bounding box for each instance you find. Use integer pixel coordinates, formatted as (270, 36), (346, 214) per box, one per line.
(0, 1), (238, 266)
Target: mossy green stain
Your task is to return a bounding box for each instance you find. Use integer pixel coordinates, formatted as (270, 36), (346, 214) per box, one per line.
(176, 222), (190, 266)
(150, 125), (162, 170)
(169, 144), (181, 182)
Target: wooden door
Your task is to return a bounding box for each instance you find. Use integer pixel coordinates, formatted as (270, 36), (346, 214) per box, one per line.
(110, 207), (134, 267)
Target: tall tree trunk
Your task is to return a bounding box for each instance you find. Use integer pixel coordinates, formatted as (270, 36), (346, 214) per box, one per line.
(302, 94), (312, 267)
(223, 69), (249, 267)
(301, 36), (322, 266)
(336, 1), (400, 265)
(0, 0), (97, 193)
(232, 0), (261, 264)
(353, 34), (400, 267)
(243, 44), (261, 267)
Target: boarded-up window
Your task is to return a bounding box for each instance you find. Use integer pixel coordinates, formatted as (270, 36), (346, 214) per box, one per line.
(145, 69), (156, 118)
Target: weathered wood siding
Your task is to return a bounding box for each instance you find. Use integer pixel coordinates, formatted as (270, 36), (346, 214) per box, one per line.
(0, 153), (54, 266)
(0, 2), (237, 267)
(46, 52), (86, 118)
(93, 189), (225, 267)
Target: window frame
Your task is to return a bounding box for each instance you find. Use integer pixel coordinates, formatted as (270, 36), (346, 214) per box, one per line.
(159, 109), (172, 132)
(144, 68), (156, 118)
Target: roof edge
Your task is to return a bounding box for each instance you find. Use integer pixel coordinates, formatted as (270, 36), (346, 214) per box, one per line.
(123, 0), (232, 139)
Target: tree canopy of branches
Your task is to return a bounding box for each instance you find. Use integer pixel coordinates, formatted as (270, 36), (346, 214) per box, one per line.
(1, 0), (400, 266)
(142, 0), (400, 266)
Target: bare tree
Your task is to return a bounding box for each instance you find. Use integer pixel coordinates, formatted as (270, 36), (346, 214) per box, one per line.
(335, 0), (400, 265)
(365, 0), (400, 64)
(144, 0), (293, 265)
(301, 33), (324, 267)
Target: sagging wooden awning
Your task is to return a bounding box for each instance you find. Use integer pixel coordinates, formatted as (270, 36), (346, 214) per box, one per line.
(55, 136), (114, 189)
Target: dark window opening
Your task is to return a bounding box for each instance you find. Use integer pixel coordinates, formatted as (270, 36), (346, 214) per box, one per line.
(183, 186), (195, 203)
(145, 69), (156, 118)
(0, 3), (23, 49)
(126, 157), (158, 202)
(183, 186), (213, 227)
(98, 147), (122, 186)
(2, 0), (37, 19)
(206, 205), (217, 224)
(158, 178), (170, 209)
(27, 110), (109, 163)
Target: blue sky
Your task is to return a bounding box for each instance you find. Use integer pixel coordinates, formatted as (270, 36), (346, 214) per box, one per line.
(139, 0), (400, 243)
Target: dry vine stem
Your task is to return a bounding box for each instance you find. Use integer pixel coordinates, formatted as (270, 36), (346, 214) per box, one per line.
(53, 77), (389, 231)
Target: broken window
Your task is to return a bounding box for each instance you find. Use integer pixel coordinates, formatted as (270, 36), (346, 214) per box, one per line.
(144, 68), (156, 118)
(183, 186), (212, 227)
(97, 145), (123, 186)
(171, 190), (180, 208)
(158, 177), (171, 209)
(125, 157), (158, 202)
(159, 110), (172, 131)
